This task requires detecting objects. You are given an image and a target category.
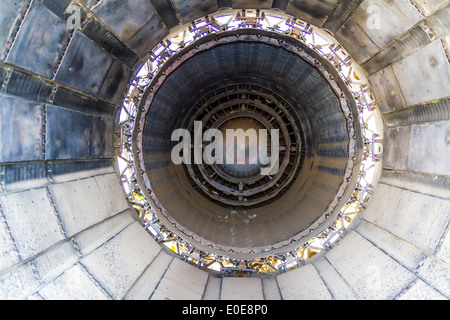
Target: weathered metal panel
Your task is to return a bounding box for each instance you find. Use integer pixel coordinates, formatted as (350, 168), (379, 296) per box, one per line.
(277, 264), (332, 300)
(392, 40), (450, 106)
(45, 105), (92, 160)
(384, 119), (450, 176)
(151, 0), (180, 29)
(385, 189), (450, 254)
(90, 115), (114, 159)
(82, 18), (140, 69)
(50, 159), (114, 182)
(232, 0), (273, 9)
(0, 94), (43, 163)
(426, 3), (450, 38)
(40, 0), (72, 19)
(171, 0), (218, 24)
(2, 162), (48, 192)
(92, 0), (158, 42)
(368, 66), (407, 113)
(0, 65), (117, 116)
(98, 59), (131, 105)
(408, 121), (450, 176)
(413, 0), (448, 16)
(6, 0), (68, 78)
(362, 24), (432, 76)
(4, 69), (51, 103)
(383, 98), (450, 128)
(0, 188), (65, 260)
(221, 277), (265, 300)
(380, 170), (450, 200)
(0, 0), (28, 61)
(47, 177), (109, 237)
(80, 222), (161, 299)
(351, 0), (423, 49)
(55, 30), (114, 96)
(52, 86), (116, 117)
(45, 105), (114, 161)
(383, 127), (411, 171)
(335, 17), (380, 64)
(1, 159), (114, 193)
(326, 231), (416, 300)
(323, 0), (363, 33)
(285, 0), (338, 27)
(127, 12), (168, 59)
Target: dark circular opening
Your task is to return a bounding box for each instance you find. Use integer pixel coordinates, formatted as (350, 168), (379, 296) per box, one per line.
(181, 84), (304, 208)
(134, 29), (362, 257)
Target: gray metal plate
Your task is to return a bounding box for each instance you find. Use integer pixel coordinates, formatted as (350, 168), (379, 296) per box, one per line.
(45, 105), (114, 161)
(6, 0), (68, 78)
(0, 0), (28, 61)
(0, 94), (44, 163)
(351, 0), (423, 49)
(91, 0), (158, 42)
(171, 0), (219, 24)
(55, 30), (114, 96)
(392, 40), (450, 107)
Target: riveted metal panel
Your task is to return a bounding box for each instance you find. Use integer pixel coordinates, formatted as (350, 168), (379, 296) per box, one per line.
(127, 14), (168, 58)
(92, 0), (158, 42)
(0, 0), (28, 61)
(47, 177), (109, 237)
(2, 162), (48, 192)
(1, 159), (114, 193)
(6, 0), (68, 78)
(368, 66), (406, 113)
(50, 159), (114, 181)
(408, 122), (450, 176)
(52, 86), (116, 117)
(4, 69), (51, 103)
(351, 0), (423, 49)
(383, 127), (411, 171)
(55, 30), (114, 96)
(393, 40), (450, 106)
(45, 105), (92, 160)
(335, 17), (380, 64)
(0, 65), (117, 115)
(45, 105), (114, 161)
(0, 94), (43, 163)
(0, 188), (65, 260)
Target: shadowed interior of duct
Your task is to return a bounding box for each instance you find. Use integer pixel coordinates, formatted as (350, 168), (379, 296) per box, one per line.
(133, 30), (363, 257)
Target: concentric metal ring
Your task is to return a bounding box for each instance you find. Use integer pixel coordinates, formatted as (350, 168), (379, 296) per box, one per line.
(180, 85), (305, 208)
